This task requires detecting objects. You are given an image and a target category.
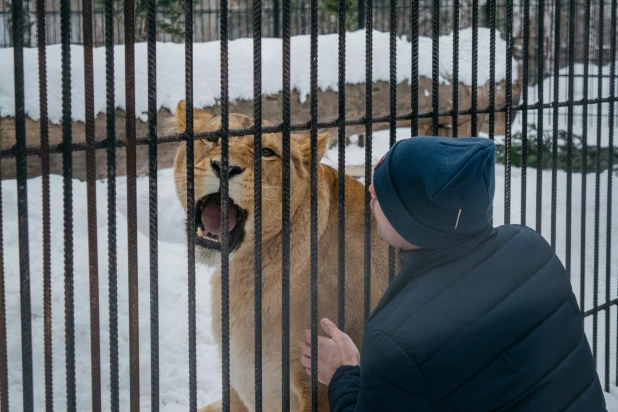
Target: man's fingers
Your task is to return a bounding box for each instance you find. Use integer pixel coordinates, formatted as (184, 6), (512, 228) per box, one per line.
(304, 329), (311, 343)
(317, 335), (333, 347)
(298, 340), (311, 357)
(300, 354), (311, 369)
(320, 318), (340, 338)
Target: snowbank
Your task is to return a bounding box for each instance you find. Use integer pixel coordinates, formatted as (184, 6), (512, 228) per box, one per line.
(0, 28), (518, 124)
(3, 128), (617, 410)
(512, 62), (618, 147)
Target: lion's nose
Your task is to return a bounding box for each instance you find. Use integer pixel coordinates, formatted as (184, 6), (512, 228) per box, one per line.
(211, 160), (245, 179)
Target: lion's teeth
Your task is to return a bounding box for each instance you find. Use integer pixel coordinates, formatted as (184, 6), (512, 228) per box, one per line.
(196, 227), (222, 243)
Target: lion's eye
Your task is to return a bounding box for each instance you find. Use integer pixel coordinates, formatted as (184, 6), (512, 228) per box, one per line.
(261, 148), (276, 157)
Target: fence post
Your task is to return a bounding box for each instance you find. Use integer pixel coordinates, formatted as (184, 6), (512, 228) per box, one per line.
(301, 0), (307, 34)
(274, 0), (280, 37)
(358, 0), (365, 29)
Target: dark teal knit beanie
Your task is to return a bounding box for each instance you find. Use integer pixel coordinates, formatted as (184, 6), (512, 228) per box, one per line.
(372, 136), (496, 249)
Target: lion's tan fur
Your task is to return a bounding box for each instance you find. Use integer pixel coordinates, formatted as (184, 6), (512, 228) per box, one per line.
(171, 101), (398, 411)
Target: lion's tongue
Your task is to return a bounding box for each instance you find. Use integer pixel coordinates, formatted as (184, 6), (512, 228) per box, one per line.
(201, 197), (238, 236)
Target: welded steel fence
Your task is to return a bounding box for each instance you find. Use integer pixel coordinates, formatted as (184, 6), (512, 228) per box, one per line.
(1, 0), (517, 46)
(1, 0), (615, 80)
(0, 0), (617, 410)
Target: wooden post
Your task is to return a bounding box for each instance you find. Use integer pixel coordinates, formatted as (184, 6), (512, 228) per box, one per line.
(358, 133), (365, 147)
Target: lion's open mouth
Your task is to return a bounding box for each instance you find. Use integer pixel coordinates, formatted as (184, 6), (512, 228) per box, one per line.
(194, 192), (246, 252)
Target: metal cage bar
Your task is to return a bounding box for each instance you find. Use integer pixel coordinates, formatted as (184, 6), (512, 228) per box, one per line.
(593, 0), (605, 365)
(60, 0), (76, 406)
(253, 0), (264, 406)
(124, 0), (141, 403)
(471, 0), (478, 136)
(550, 0), (562, 251)
(281, 0), (292, 409)
(0, 136), (6, 412)
(0, 53), (8, 412)
(388, 0), (397, 282)
(411, 0), (419, 136)
(504, 0), (513, 224)
(105, 0), (120, 406)
(219, 0), (232, 408)
(489, 0), (496, 141)
(451, 0), (459, 139)
(431, 0), (439, 135)
(535, 0), (545, 235)
(36, 0), (53, 407)
(520, 0), (529, 226)
(147, 0), (160, 405)
(363, 0), (373, 326)
(607, 0), (617, 391)
(309, 0), (319, 407)
(337, 0), (347, 331)
(566, 0), (575, 278)
(185, 0), (197, 406)
(83, 0), (102, 406)
(579, 0), (592, 317)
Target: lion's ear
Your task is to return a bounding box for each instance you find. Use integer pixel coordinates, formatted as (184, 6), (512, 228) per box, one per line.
(169, 100), (187, 132)
(166, 100), (214, 134)
(292, 132), (330, 163)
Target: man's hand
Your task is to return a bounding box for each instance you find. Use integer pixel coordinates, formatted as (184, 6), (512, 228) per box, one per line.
(299, 318), (360, 386)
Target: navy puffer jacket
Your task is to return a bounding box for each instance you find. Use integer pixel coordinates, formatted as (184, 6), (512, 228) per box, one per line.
(328, 224), (605, 412)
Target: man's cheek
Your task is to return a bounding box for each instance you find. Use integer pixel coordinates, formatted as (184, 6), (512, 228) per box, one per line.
(376, 225), (385, 241)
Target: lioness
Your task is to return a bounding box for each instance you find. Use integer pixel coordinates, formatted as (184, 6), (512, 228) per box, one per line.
(170, 101), (398, 411)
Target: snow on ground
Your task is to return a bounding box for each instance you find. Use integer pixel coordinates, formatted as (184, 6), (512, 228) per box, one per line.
(512, 63), (618, 148)
(2, 128), (618, 410)
(0, 27), (517, 124)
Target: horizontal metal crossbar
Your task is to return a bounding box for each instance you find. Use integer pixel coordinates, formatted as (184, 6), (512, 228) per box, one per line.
(3, 96), (618, 159)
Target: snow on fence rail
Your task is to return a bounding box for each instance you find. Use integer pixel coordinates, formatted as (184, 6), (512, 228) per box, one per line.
(0, 28), (517, 123)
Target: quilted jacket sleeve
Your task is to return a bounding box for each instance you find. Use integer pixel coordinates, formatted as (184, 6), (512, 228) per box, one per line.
(328, 365), (362, 412)
(328, 330), (431, 412)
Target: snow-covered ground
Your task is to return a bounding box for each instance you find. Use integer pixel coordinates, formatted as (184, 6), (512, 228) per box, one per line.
(0, 27), (517, 124)
(1, 127), (617, 410)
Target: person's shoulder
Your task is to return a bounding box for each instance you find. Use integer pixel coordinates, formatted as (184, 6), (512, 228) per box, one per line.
(492, 224), (565, 281)
(497, 223), (540, 235)
(495, 224), (553, 250)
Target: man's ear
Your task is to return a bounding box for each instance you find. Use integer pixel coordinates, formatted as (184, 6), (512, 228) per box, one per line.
(292, 132), (330, 163)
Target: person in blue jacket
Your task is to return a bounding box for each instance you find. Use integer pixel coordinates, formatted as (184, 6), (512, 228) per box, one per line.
(299, 136), (606, 411)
